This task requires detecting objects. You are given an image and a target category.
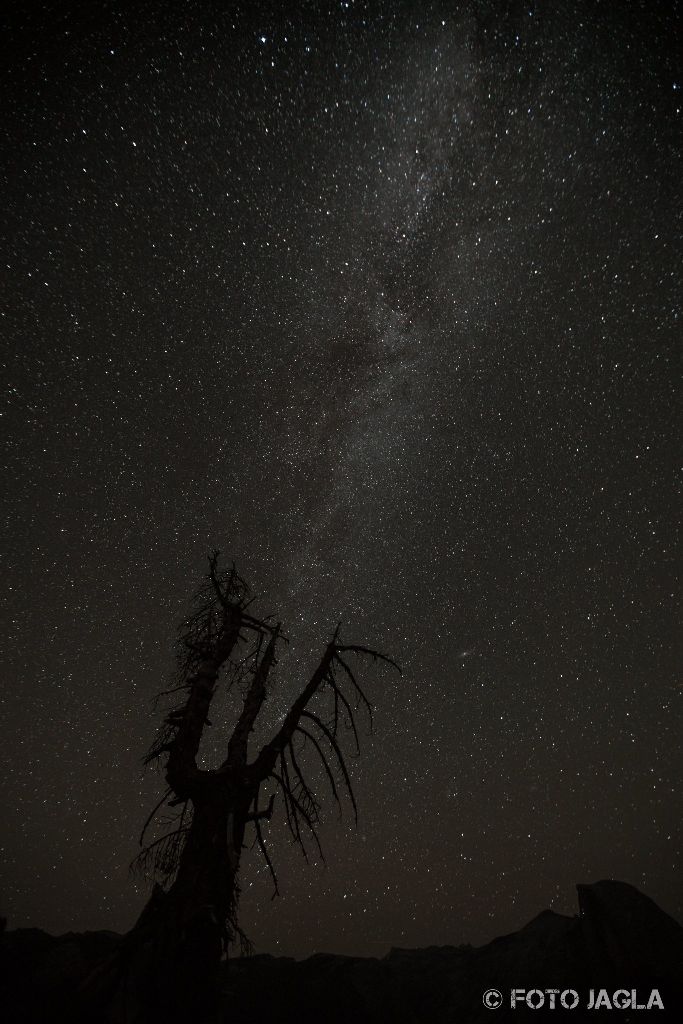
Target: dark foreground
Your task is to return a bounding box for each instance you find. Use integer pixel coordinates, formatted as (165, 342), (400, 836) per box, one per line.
(2, 880), (682, 1022)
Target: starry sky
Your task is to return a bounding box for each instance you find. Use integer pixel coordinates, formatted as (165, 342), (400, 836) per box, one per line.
(1, 0), (681, 958)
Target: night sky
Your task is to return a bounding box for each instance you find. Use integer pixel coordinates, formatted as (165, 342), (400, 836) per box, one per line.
(2, 0), (681, 959)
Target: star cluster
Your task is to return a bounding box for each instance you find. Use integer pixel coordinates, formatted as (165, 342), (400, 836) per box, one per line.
(1, 0), (681, 957)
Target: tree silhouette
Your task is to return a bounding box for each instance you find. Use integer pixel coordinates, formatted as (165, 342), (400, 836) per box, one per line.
(81, 552), (398, 1023)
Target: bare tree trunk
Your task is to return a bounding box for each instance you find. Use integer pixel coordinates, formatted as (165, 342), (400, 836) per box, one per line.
(75, 555), (397, 1023)
(77, 788), (249, 1024)
(131, 782), (250, 1023)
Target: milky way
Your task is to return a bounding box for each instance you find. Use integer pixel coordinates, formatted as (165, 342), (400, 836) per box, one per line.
(2, 1), (681, 957)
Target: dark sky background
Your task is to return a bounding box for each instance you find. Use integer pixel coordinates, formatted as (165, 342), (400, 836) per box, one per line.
(1, 0), (681, 959)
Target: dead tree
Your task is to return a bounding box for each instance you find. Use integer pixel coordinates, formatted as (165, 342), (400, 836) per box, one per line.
(81, 552), (398, 1023)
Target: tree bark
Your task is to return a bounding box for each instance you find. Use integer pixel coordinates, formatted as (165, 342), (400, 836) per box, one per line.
(78, 779), (251, 1024)
(137, 776), (252, 1023)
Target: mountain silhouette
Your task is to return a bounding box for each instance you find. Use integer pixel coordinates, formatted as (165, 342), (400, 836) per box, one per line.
(2, 880), (681, 1022)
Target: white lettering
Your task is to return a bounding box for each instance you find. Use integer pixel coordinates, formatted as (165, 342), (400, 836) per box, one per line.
(506, 985), (660, 1010)
(511, 989), (526, 1008)
(526, 989), (544, 1009)
(561, 989), (579, 1009)
(612, 989), (631, 1009)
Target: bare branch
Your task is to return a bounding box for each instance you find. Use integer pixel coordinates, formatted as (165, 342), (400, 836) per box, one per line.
(252, 643), (336, 779)
(300, 709), (359, 824)
(207, 550), (228, 608)
(270, 770), (298, 848)
(288, 739), (320, 820)
(139, 788), (172, 847)
(254, 814), (279, 899)
(335, 645), (402, 674)
(329, 675), (361, 753)
(225, 627), (279, 768)
(245, 792), (276, 822)
(272, 766), (324, 863)
(279, 753), (303, 847)
(295, 724), (341, 815)
(333, 653), (374, 734)
(249, 787), (280, 899)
